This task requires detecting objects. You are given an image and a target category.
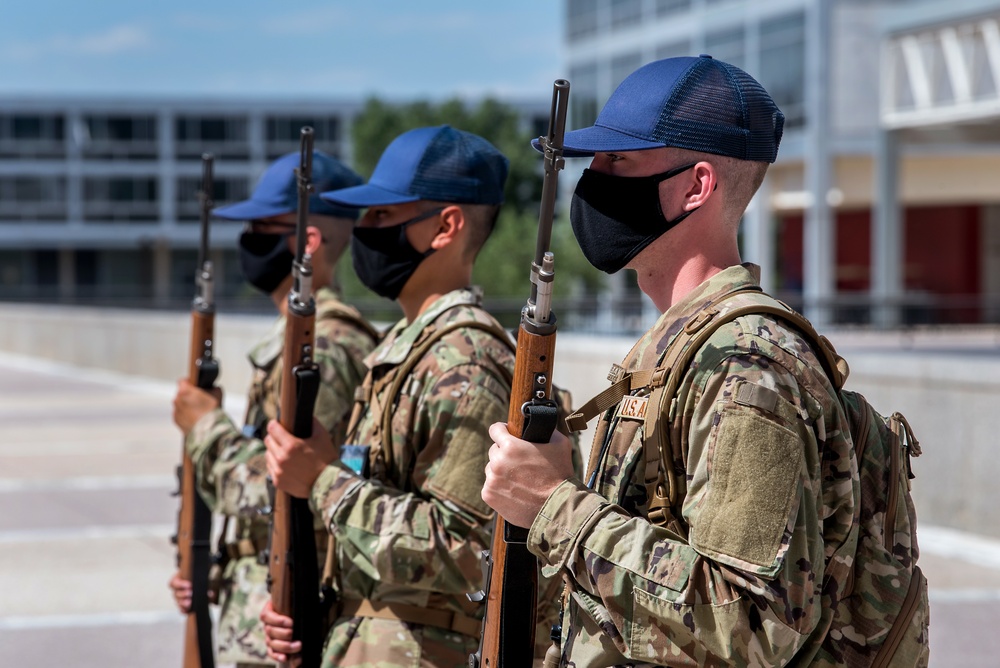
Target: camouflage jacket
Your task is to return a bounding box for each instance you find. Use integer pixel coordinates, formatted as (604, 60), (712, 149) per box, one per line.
(308, 287), (515, 668)
(186, 286), (375, 665)
(529, 264), (856, 667)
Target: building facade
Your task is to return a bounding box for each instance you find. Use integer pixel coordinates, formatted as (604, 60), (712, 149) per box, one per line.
(0, 97), (548, 310)
(564, 0), (1000, 326)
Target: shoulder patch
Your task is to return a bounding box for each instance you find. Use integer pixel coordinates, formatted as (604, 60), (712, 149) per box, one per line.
(616, 395), (649, 421)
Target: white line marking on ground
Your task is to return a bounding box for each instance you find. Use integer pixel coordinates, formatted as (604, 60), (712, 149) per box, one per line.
(0, 351), (176, 397)
(0, 610), (182, 630)
(0, 523), (174, 544)
(928, 589), (1000, 603)
(0, 474), (175, 493)
(919, 525), (1000, 570)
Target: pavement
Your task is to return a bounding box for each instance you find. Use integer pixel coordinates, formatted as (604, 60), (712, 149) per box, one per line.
(1, 351), (999, 667)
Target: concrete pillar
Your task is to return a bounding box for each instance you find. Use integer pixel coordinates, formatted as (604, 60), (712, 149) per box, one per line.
(248, 112), (267, 175)
(742, 176), (775, 293)
(153, 239), (171, 306)
(803, 0), (835, 327)
(982, 205), (1000, 323)
(58, 248), (76, 301)
(158, 108), (176, 227)
(66, 108), (84, 227)
(872, 129), (903, 328)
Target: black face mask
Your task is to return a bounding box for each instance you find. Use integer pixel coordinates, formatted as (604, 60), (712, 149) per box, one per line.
(351, 207), (442, 300)
(238, 231), (295, 294)
(569, 163), (700, 274)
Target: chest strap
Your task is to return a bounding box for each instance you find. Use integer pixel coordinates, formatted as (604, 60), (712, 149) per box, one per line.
(340, 598), (481, 638)
(376, 318), (515, 476)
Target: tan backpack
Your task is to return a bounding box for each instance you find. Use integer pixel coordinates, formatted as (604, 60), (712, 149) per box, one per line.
(568, 291), (929, 666)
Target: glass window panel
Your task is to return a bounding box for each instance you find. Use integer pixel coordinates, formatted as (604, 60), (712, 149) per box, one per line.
(567, 0), (599, 40)
(656, 0), (690, 18)
(759, 11), (806, 128)
(611, 52), (643, 89)
(656, 40), (692, 60)
(611, 0), (642, 30)
(569, 62), (599, 129)
(705, 26), (745, 69)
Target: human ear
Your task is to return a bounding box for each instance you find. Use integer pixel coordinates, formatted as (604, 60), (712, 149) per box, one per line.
(429, 205), (465, 250)
(683, 162), (716, 211)
(303, 225), (323, 256)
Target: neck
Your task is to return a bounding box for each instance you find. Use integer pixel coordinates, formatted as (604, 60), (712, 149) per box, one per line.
(635, 233), (741, 313)
(397, 257), (473, 323)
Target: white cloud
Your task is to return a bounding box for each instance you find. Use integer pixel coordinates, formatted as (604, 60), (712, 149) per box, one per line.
(3, 25), (152, 61)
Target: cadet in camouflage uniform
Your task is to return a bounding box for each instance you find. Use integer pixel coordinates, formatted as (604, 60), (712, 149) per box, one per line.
(260, 126), (516, 668)
(170, 151), (378, 667)
(483, 56), (866, 666)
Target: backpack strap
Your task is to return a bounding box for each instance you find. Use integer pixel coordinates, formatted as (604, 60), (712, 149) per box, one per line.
(317, 300), (382, 344)
(320, 316), (514, 606)
(376, 317), (515, 476)
(643, 291), (850, 527)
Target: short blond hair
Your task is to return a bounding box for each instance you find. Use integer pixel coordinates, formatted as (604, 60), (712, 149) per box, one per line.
(673, 148), (768, 226)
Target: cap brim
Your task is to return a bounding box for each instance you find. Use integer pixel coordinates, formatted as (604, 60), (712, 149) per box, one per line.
(212, 199), (292, 221)
(532, 125), (666, 158)
(320, 183), (420, 208)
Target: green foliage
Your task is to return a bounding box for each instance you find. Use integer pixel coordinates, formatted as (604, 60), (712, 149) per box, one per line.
(346, 96), (604, 308)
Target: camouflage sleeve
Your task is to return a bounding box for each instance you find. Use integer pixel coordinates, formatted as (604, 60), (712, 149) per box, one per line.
(309, 362), (509, 594)
(185, 331), (361, 518)
(528, 349), (828, 664)
(185, 408), (269, 517)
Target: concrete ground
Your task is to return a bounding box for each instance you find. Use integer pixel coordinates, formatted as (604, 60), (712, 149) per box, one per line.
(1, 351), (998, 667)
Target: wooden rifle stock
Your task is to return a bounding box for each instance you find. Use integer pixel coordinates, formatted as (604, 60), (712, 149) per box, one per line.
(177, 155), (218, 668)
(472, 80), (569, 668)
(267, 128), (323, 668)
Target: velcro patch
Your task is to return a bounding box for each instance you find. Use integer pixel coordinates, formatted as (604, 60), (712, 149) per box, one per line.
(616, 395), (649, 421)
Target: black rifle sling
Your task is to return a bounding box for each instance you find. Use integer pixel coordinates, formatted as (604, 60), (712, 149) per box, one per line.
(191, 492), (216, 668)
(288, 362), (323, 668)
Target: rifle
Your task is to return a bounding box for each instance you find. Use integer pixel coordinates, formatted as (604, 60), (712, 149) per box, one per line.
(470, 79), (570, 668)
(266, 127), (323, 668)
(175, 153), (219, 668)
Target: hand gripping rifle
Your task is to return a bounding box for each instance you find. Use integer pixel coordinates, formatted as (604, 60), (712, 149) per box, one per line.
(267, 127), (323, 668)
(175, 154), (219, 668)
(470, 79), (570, 668)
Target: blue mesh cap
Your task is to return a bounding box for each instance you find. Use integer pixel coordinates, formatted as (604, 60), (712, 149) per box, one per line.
(321, 125), (509, 207)
(548, 55), (784, 163)
(212, 150), (363, 221)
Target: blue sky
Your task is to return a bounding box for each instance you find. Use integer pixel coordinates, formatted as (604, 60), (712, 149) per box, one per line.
(0, 1), (564, 100)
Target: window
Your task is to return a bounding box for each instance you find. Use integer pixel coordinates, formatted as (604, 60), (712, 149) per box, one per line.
(83, 177), (159, 222)
(266, 116), (340, 143)
(656, 40), (692, 60)
(759, 11), (806, 128)
(82, 115), (157, 159)
(611, 52), (643, 89)
(569, 62), (599, 130)
(0, 114), (65, 158)
(85, 115), (156, 141)
(656, 0), (690, 18)
(265, 116), (343, 160)
(567, 0), (599, 41)
(0, 176), (67, 222)
(705, 26), (745, 70)
(175, 115), (249, 159)
(611, 0), (642, 31)
(175, 176), (251, 222)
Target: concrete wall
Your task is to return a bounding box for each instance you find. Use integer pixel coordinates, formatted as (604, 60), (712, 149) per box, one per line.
(2, 302), (999, 538)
